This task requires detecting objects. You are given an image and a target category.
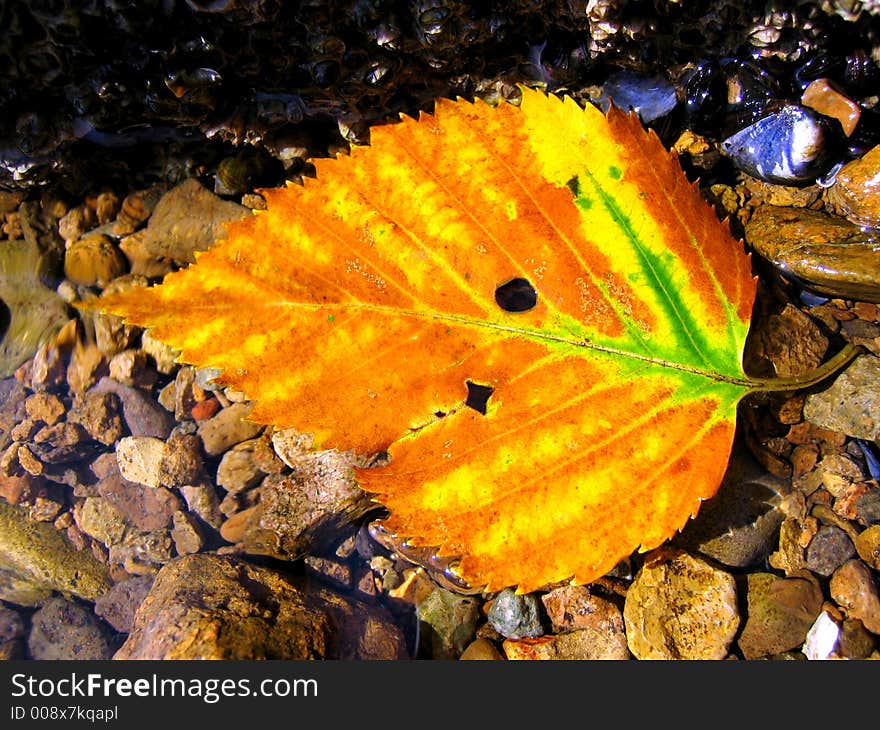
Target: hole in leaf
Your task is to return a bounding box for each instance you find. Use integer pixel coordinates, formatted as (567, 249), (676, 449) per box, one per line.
(465, 381), (494, 415)
(494, 277), (537, 312)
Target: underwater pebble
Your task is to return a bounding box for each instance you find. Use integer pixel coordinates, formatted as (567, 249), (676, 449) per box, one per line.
(487, 587), (544, 640)
(623, 549), (739, 660)
(66, 391), (124, 446)
(64, 233), (128, 287)
(115, 554), (407, 659)
(28, 596), (115, 660)
(802, 611), (841, 660)
(197, 402), (263, 456)
(830, 559), (880, 634)
(801, 79), (861, 137)
(745, 205), (880, 302)
(803, 355), (880, 441)
(737, 572), (824, 659)
(115, 436), (166, 488)
(93, 575), (154, 633)
(139, 178), (249, 266)
(91, 376), (173, 439)
(171, 510), (204, 556)
(825, 143), (880, 229)
(417, 587), (481, 659)
(805, 525), (856, 576)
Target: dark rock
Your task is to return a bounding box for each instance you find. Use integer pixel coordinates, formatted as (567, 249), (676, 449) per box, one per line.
(114, 554), (408, 659)
(805, 525), (856, 576)
(90, 376), (173, 438)
(93, 575), (154, 633)
(28, 596), (115, 660)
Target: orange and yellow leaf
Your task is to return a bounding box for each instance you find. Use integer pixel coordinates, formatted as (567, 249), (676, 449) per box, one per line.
(91, 87), (757, 593)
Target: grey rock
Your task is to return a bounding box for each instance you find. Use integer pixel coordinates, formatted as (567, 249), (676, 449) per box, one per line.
(487, 587), (544, 640)
(93, 576), (154, 633)
(805, 525), (856, 576)
(28, 596), (115, 660)
(91, 376), (173, 438)
(804, 355), (880, 441)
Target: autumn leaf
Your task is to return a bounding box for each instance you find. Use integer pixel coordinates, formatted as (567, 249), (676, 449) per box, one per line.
(90, 87), (759, 593)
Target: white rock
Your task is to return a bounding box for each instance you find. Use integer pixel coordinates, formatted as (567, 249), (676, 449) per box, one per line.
(802, 611), (841, 660)
(116, 436), (167, 488)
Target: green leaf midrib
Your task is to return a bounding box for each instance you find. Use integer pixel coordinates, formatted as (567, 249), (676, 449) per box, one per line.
(577, 169), (735, 377)
(280, 300), (754, 388)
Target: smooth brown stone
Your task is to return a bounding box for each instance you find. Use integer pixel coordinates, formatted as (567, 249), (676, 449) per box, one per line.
(745, 205), (880, 302)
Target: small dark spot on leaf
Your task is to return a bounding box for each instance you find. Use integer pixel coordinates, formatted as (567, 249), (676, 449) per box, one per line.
(465, 381), (494, 415)
(434, 410), (446, 418)
(495, 277), (537, 313)
(566, 175), (581, 197)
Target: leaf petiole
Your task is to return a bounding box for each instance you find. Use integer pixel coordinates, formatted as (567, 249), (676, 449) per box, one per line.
(746, 341), (865, 394)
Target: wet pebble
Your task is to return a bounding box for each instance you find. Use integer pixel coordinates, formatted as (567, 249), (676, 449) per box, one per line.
(115, 435), (166, 488)
(830, 559), (880, 634)
(460, 637), (505, 660)
(64, 233), (128, 287)
(93, 575), (154, 633)
(28, 596), (115, 660)
(825, 143), (880, 229)
(855, 525), (880, 569)
(801, 79), (861, 137)
(90, 376), (173, 439)
(805, 525), (856, 576)
(197, 401), (263, 456)
(737, 572), (824, 659)
(487, 587), (544, 640)
(0, 606), (24, 659)
(623, 549), (739, 660)
(803, 355), (880, 441)
(503, 627), (630, 660)
(115, 554), (408, 659)
(745, 205), (880, 302)
(417, 586), (481, 659)
(139, 179), (249, 267)
(540, 584), (624, 635)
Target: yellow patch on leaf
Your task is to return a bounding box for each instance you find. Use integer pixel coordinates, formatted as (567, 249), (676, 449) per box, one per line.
(90, 88), (757, 593)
